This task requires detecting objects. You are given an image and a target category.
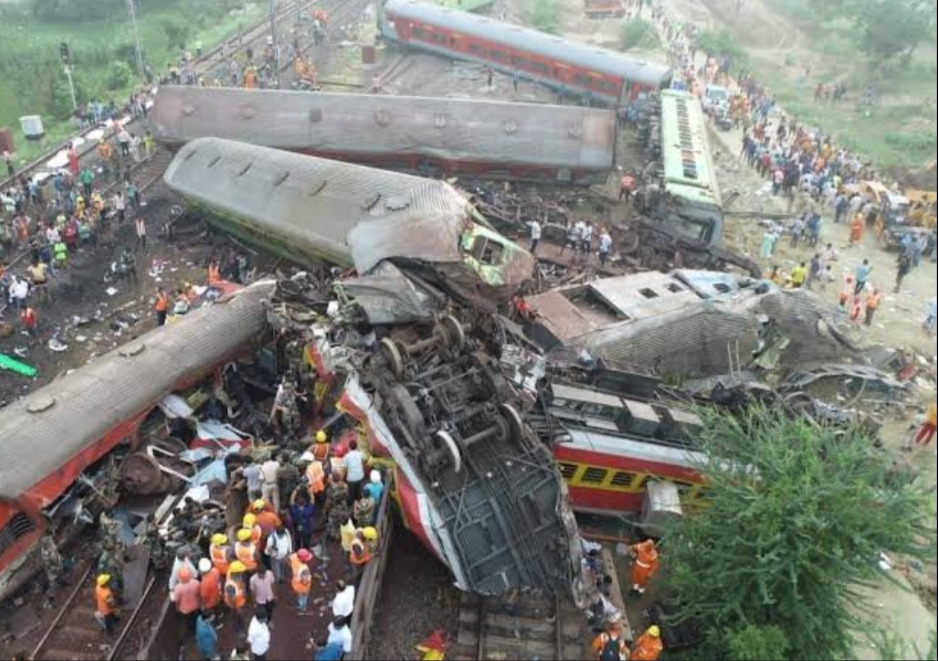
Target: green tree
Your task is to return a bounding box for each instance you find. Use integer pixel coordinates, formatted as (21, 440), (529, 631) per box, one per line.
(161, 17), (193, 51)
(855, 0), (934, 67)
(667, 407), (936, 661)
(725, 625), (790, 661)
(621, 19), (659, 51)
(106, 61), (134, 91)
(529, 0), (559, 35)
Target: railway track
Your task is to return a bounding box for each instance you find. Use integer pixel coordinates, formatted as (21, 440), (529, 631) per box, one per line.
(29, 557), (164, 661)
(0, 0), (315, 192)
(452, 593), (586, 660)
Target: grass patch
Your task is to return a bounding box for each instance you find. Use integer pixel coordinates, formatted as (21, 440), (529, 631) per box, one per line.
(621, 19), (659, 51)
(528, 0), (559, 35)
(696, 29), (750, 72)
(0, 0), (264, 168)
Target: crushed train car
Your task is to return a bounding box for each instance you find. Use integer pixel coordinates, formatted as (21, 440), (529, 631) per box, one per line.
(151, 86), (617, 185)
(524, 270), (859, 380)
(0, 283), (274, 603)
(163, 138), (535, 311)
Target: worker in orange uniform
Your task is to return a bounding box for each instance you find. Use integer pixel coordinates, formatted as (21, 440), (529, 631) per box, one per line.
(849, 212), (864, 246)
(629, 539), (659, 595)
(198, 558), (223, 618)
(244, 67), (257, 89)
(864, 287), (881, 327)
(209, 533), (232, 575)
(629, 626), (663, 661)
(349, 529), (372, 581)
(250, 500), (282, 539)
(307, 433), (328, 509)
(224, 561), (249, 637)
(234, 528), (259, 573)
(154, 287), (170, 326)
(208, 259), (221, 285)
(289, 548), (314, 613)
(243, 513), (264, 546)
(171, 566), (202, 633)
(591, 615), (629, 661)
(94, 574), (118, 635)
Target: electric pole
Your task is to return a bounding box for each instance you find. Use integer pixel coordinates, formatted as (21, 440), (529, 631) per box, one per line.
(269, 0), (280, 88)
(127, 0), (146, 80)
(60, 43), (78, 111)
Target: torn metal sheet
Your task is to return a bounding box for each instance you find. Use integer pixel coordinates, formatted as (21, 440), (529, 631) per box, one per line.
(338, 262), (437, 325)
(158, 394), (193, 419)
(780, 364), (909, 394)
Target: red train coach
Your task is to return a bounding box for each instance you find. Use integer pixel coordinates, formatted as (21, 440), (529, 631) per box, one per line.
(0, 283), (272, 602)
(380, 0), (672, 106)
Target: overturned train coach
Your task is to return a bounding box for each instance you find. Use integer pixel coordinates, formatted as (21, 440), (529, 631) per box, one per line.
(151, 86), (617, 186)
(164, 137), (535, 310)
(0, 283), (274, 603)
(380, 0), (672, 105)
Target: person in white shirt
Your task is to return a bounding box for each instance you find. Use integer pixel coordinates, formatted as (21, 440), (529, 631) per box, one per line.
(573, 221), (586, 253)
(528, 220), (541, 254)
(343, 440), (366, 504)
(168, 548), (197, 591)
(8, 276), (29, 310)
(580, 222), (594, 256)
(327, 616), (353, 655)
(260, 456), (281, 512)
(247, 609), (271, 660)
(45, 225), (61, 245)
(598, 230), (612, 267)
(332, 580), (355, 619)
(265, 525), (293, 585)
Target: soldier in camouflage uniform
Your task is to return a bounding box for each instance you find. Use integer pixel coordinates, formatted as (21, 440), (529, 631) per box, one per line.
(325, 473), (350, 541)
(97, 542), (125, 600)
(353, 494), (375, 529)
(39, 533), (64, 607)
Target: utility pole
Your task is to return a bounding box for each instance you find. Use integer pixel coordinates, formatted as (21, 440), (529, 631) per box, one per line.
(59, 43), (78, 111)
(127, 0), (146, 80)
(269, 0), (280, 88)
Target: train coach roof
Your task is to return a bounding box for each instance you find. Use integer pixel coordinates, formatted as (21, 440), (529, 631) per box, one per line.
(164, 137), (478, 272)
(151, 87), (617, 172)
(385, 0), (672, 87)
(0, 283), (273, 502)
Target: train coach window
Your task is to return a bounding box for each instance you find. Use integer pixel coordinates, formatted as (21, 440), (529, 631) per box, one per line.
(431, 33), (448, 45)
(599, 81), (618, 93)
(469, 44), (484, 55)
(610, 471), (638, 488)
(558, 462), (578, 480)
(0, 513), (36, 557)
(574, 74), (591, 87)
(491, 49), (506, 62)
(581, 467), (609, 485)
(469, 237), (504, 266)
(510, 55), (529, 69)
(413, 27), (427, 40)
(532, 61), (549, 75)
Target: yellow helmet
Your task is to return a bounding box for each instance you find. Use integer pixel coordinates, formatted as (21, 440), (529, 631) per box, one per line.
(252, 499), (267, 512)
(211, 533), (228, 546)
(236, 528), (252, 542)
(96, 574), (111, 587)
(316, 430), (328, 443)
(362, 527), (378, 541)
(243, 513), (257, 527)
(648, 626), (661, 638)
(228, 561), (246, 574)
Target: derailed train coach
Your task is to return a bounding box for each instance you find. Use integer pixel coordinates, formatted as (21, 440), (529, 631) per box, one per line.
(150, 86), (617, 185)
(0, 284), (273, 603)
(163, 137), (535, 311)
(380, 0), (672, 105)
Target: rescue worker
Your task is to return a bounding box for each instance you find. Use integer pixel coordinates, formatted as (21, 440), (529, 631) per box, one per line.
(289, 548), (314, 613)
(307, 436), (328, 510)
(94, 574), (118, 635)
(353, 493), (375, 529)
(349, 529), (372, 580)
(198, 558), (223, 618)
(630, 625), (663, 661)
(363, 470), (384, 504)
(209, 533), (232, 575)
(171, 566), (202, 633)
(170, 547), (198, 592)
(361, 526), (379, 556)
(155, 287), (170, 326)
(619, 172), (636, 203)
(265, 524), (293, 585)
(864, 287), (882, 327)
(97, 544), (125, 600)
(40, 533), (64, 606)
(208, 259), (221, 285)
(243, 512), (265, 547)
(20, 305), (38, 339)
(234, 528), (259, 573)
(224, 561), (249, 637)
(849, 212), (864, 246)
(591, 615), (629, 661)
(251, 500), (282, 541)
(629, 539), (659, 595)
(326, 472), (351, 541)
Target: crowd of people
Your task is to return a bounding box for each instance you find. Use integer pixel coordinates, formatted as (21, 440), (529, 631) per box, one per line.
(647, 0), (937, 337)
(92, 423), (386, 661)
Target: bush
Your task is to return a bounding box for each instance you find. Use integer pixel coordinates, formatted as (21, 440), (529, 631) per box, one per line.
(621, 19), (659, 51)
(725, 625), (790, 661)
(529, 0), (559, 35)
(695, 29), (749, 72)
(161, 17), (192, 50)
(106, 61), (134, 90)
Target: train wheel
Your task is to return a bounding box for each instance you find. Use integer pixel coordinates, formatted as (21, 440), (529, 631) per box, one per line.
(379, 337), (405, 379)
(440, 314), (466, 352)
(434, 430), (463, 474)
(501, 403), (524, 443)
